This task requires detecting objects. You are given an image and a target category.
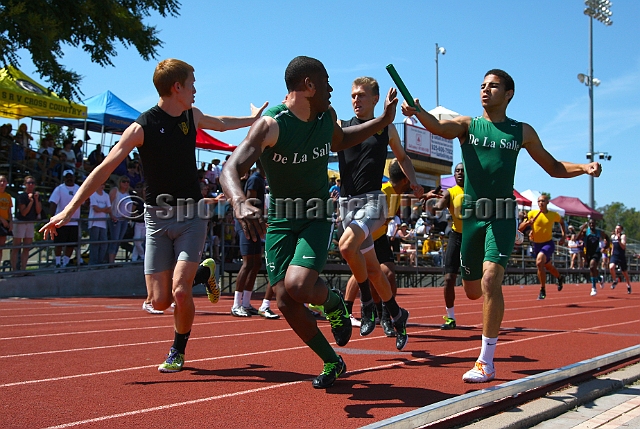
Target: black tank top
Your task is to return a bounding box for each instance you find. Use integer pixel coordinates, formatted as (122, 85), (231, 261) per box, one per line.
(611, 235), (625, 259)
(135, 105), (202, 206)
(338, 117), (389, 196)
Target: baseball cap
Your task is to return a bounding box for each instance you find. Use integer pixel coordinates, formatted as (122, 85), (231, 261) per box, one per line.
(63, 169), (75, 177)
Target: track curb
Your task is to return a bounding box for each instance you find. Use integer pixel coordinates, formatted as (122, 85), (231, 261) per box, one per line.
(460, 361), (640, 428)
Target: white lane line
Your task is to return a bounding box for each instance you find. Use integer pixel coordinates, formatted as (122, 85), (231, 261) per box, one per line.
(3, 318), (637, 389)
(36, 319), (640, 428)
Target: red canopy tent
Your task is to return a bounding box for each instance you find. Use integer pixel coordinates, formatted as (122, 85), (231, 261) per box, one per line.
(195, 129), (236, 152)
(513, 189), (532, 206)
(550, 196), (603, 220)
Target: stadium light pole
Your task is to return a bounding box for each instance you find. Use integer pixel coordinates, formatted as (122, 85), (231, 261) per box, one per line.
(580, 0), (612, 209)
(435, 43), (446, 107)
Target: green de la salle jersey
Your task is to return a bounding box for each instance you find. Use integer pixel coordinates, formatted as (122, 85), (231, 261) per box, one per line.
(462, 116), (523, 203)
(260, 103), (334, 220)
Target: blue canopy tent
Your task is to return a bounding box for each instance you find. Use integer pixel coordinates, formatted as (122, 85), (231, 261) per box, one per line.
(35, 90), (141, 147)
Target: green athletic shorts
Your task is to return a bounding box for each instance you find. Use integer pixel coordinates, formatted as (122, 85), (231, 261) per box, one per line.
(264, 218), (331, 285)
(460, 216), (517, 281)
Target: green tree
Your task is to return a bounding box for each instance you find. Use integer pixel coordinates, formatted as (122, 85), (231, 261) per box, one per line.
(40, 122), (75, 147)
(0, 0), (180, 101)
(598, 202), (640, 241)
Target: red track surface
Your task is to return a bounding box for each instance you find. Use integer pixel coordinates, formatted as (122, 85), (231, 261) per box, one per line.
(1, 282), (639, 428)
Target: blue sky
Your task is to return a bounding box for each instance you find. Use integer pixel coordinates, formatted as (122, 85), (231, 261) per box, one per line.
(12, 0), (640, 210)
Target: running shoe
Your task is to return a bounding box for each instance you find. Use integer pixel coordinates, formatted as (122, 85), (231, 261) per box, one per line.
(243, 305), (260, 316)
(158, 347), (184, 373)
(142, 301), (163, 315)
(380, 307), (395, 337)
(462, 361), (495, 383)
(231, 306), (251, 317)
(359, 301), (376, 336)
(590, 287), (597, 296)
(537, 289), (546, 300)
(324, 291), (352, 347)
(258, 307), (280, 319)
(349, 315), (361, 327)
(392, 308), (409, 351)
(312, 356), (346, 389)
(557, 276), (564, 292)
(611, 280), (618, 290)
(441, 316), (456, 330)
(628, 284), (632, 294)
(194, 258), (220, 304)
(599, 276), (605, 289)
(307, 304), (325, 317)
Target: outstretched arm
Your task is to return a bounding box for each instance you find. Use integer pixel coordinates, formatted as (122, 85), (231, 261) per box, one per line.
(331, 88), (398, 152)
(401, 98), (470, 141)
(523, 124), (602, 178)
(219, 116), (277, 242)
(193, 102), (268, 132)
(39, 124), (142, 239)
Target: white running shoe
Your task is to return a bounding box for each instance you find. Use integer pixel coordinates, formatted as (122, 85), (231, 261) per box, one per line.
(462, 361), (495, 383)
(350, 315), (361, 328)
(142, 301), (163, 314)
(231, 306), (251, 317)
(590, 288), (597, 296)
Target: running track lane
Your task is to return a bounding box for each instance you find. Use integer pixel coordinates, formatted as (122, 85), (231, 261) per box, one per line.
(0, 282), (638, 428)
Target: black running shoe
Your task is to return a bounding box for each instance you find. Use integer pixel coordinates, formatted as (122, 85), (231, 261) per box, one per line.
(359, 301), (376, 336)
(611, 280), (618, 290)
(312, 356), (346, 389)
(392, 308), (409, 351)
(537, 289), (546, 300)
(628, 284), (632, 294)
(557, 276), (564, 292)
(324, 291), (352, 347)
(380, 306), (395, 337)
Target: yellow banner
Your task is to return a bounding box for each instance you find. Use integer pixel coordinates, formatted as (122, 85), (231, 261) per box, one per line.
(0, 65), (87, 120)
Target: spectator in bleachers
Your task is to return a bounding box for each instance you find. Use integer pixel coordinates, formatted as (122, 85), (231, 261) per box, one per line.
(49, 170), (81, 270)
(88, 181), (112, 265)
(108, 175), (132, 264)
(14, 124), (33, 152)
(126, 162), (142, 188)
(60, 140), (76, 163)
(0, 124), (14, 152)
(568, 234), (582, 269)
(72, 140), (84, 167)
(397, 222), (416, 265)
(0, 175), (13, 259)
(131, 182), (146, 262)
(211, 158), (222, 191)
(222, 209), (237, 262)
(50, 152), (75, 183)
(11, 176), (41, 273)
(88, 144), (105, 168)
(600, 237), (610, 272)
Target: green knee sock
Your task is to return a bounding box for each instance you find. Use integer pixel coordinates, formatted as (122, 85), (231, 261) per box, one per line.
(323, 288), (342, 312)
(305, 330), (339, 363)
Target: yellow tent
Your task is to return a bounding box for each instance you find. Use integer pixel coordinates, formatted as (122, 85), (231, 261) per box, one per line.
(0, 65), (87, 120)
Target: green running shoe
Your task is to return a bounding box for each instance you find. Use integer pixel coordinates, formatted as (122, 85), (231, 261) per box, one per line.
(158, 347), (184, 373)
(307, 303), (325, 317)
(359, 301), (376, 336)
(324, 291), (352, 347)
(393, 308), (409, 351)
(195, 258), (220, 304)
(441, 316), (456, 330)
(312, 356), (347, 388)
